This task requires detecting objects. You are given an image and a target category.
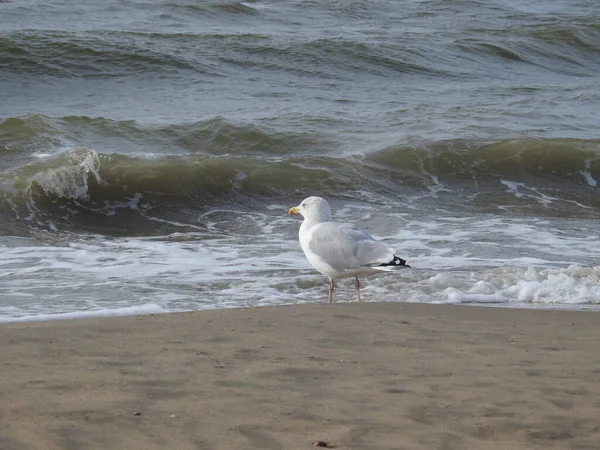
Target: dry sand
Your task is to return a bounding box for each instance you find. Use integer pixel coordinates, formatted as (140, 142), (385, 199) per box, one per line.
(1, 302), (600, 450)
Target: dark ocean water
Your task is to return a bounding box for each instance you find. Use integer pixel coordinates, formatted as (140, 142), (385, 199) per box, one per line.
(1, 0), (600, 320)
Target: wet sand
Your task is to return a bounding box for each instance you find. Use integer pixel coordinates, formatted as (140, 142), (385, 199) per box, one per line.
(2, 303), (600, 450)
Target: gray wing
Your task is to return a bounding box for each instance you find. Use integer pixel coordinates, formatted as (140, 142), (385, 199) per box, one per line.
(307, 221), (395, 273)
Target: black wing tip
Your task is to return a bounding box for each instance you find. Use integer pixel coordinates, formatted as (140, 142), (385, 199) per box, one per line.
(380, 256), (410, 268)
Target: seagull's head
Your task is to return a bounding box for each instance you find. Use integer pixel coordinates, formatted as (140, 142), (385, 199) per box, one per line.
(289, 196), (332, 222)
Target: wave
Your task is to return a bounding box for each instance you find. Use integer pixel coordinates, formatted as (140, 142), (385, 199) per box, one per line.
(0, 147), (364, 234)
(0, 115), (69, 153)
(173, 1), (259, 15)
(2, 115), (600, 187)
(530, 23), (600, 52)
(6, 137), (598, 197)
(0, 31), (209, 78)
(4, 147), (360, 202)
(454, 19), (600, 76)
(1, 136), (600, 235)
(0, 114), (328, 157)
(369, 138), (600, 185)
(3, 15), (599, 80)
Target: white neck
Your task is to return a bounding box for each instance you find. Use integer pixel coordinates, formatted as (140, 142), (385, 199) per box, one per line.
(300, 210), (332, 232)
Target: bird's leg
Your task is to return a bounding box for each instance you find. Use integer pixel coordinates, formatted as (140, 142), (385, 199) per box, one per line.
(355, 277), (361, 302)
(328, 278), (335, 303)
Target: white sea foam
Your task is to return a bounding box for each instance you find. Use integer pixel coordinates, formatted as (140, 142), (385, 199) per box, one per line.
(1, 210), (599, 323)
(0, 303), (166, 323)
(31, 148), (102, 201)
(579, 158), (598, 187)
(374, 265), (600, 306)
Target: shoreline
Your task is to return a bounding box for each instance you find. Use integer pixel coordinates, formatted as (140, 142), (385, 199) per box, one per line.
(3, 302), (600, 449)
(2, 299), (600, 325)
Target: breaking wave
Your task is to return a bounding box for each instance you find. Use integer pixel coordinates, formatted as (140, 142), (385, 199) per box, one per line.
(1, 114), (600, 235)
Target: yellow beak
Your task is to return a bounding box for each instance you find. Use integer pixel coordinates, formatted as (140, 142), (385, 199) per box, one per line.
(289, 206), (300, 215)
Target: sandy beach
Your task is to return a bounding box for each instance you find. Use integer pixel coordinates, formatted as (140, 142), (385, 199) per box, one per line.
(2, 303), (600, 450)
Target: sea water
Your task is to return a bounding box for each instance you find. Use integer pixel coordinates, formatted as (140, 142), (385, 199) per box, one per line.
(1, 0), (599, 321)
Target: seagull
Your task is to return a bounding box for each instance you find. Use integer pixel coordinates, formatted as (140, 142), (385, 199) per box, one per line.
(289, 196), (410, 303)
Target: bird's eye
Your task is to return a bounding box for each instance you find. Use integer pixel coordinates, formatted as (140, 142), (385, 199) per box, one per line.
(302, 203), (306, 207)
